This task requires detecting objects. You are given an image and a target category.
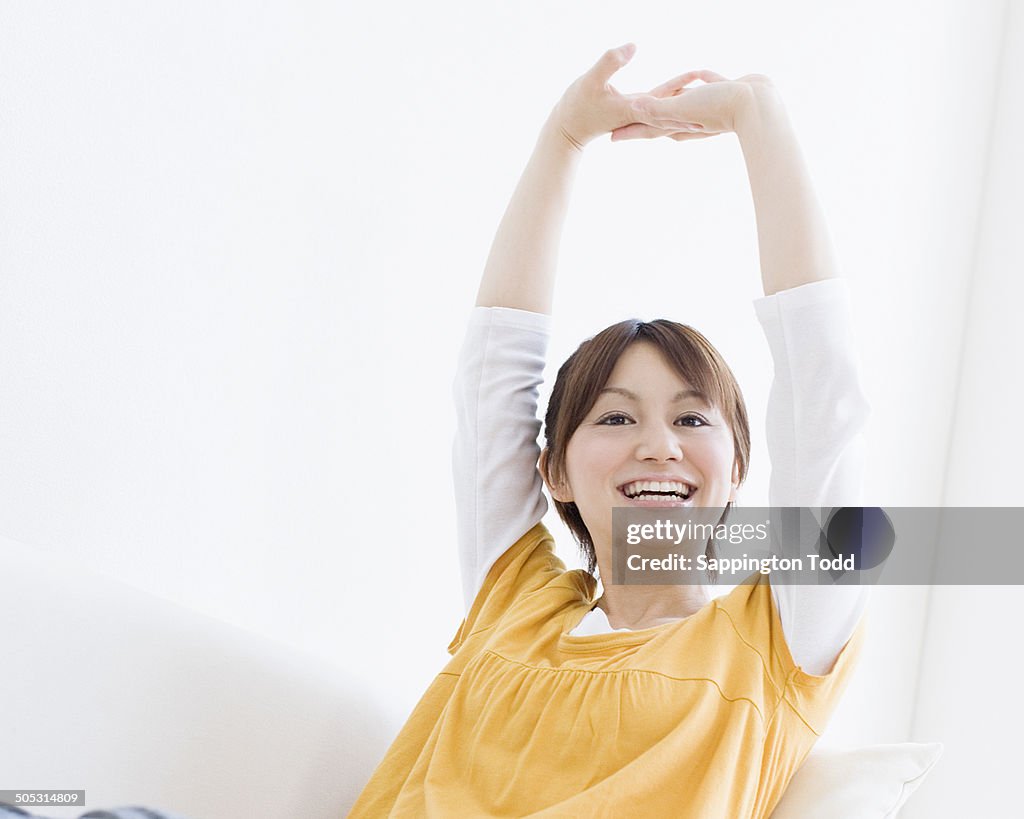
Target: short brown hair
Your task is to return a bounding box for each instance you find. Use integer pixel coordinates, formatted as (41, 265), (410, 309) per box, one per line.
(541, 319), (751, 582)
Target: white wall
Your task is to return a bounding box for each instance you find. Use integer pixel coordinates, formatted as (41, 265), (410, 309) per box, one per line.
(904, 0), (1024, 815)
(0, 0), (1014, 811)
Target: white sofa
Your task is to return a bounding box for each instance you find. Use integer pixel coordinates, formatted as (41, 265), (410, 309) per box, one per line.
(0, 532), (941, 818)
(0, 532), (396, 818)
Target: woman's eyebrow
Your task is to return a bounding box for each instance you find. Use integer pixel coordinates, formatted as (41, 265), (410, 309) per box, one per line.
(598, 386), (708, 403)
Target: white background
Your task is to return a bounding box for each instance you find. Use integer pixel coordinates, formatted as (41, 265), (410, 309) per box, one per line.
(2, 1), (1021, 815)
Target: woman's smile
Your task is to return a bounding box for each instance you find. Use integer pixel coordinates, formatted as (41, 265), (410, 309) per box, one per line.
(618, 477), (699, 506)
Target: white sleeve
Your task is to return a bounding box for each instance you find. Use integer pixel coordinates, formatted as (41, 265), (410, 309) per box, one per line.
(452, 306), (551, 614)
(753, 279), (873, 676)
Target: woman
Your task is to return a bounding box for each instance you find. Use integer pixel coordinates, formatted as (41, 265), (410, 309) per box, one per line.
(349, 43), (872, 818)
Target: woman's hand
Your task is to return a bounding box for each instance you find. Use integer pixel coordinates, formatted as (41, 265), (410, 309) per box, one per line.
(610, 71), (776, 142)
(550, 43), (651, 151)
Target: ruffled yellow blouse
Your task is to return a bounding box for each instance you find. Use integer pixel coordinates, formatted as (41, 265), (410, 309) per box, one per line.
(349, 523), (865, 818)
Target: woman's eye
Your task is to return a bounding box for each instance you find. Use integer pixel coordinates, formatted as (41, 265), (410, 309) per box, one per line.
(597, 413), (632, 426)
(676, 414), (708, 427)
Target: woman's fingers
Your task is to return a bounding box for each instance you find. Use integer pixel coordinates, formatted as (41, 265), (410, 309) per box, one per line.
(628, 97), (707, 130)
(647, 70), (704, 97)
(648, 69), (730, 97)
(633, 69), (740, 131)
(631, 93), (727, 131)
(669, 131), (717, 141)
(611, 122), (720, 141)
(631, 93), (686, 126)
(692, 69), (729, 82)
(610, 122), (665, 141)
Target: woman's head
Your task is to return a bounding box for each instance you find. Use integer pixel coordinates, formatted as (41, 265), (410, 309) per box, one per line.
(539, 319), (750, 577)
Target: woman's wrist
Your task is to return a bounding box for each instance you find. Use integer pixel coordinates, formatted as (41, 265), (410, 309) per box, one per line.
(733, 80), (791, 142)
(542, 107), (589, 155)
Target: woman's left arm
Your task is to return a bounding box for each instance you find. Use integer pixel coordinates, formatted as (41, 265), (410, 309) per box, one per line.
(625, 75), (871, 676)
(754, 279), (872, 675)
(737, 83), (873, 677)
(734, 80), (840, 295)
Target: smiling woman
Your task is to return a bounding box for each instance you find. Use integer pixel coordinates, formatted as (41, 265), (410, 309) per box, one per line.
(539, 319), (751, 579)
(348, 43), (873, 818)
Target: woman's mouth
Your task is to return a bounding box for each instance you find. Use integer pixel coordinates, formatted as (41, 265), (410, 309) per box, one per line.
(618, 479), (697, 506)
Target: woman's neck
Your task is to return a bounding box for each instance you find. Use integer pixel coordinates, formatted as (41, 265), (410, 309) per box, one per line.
(594, 583), (713, 630)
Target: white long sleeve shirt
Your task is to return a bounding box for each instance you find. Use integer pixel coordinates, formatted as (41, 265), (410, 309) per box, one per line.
(452, 278), (872, 676)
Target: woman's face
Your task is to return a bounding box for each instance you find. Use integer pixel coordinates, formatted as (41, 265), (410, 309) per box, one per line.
(553, 341), (739, 550)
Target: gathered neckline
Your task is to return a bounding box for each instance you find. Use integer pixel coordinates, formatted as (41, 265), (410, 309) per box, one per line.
(559, 602), (704, 650)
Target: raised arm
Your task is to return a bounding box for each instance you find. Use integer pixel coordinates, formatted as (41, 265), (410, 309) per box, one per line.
(736, 85), (873, 676)
(455, 45), (644, 612)
(473, 115), (579, 313)
(475, 44), (640, 313)
(622, 72), (871, 675)
(734, 80), (840, 296)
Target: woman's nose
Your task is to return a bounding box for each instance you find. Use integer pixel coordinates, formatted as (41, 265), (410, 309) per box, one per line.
(635, 424), (684, 462)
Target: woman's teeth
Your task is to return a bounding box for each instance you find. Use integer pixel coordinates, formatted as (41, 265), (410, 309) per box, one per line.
(621, 480), (695, 500)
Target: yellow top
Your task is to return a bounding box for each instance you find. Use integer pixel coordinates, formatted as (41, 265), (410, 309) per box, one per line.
(348, 523), (866, 818)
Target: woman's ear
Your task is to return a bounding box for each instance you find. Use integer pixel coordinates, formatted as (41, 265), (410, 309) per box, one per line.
(539, 448), (574, 503)
(729, 459), (741, 502)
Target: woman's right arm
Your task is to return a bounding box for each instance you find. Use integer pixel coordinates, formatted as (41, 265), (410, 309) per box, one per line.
(473, 114), (583, 314)
(475, 43), (641, 312)
(455, 46), (641, 612)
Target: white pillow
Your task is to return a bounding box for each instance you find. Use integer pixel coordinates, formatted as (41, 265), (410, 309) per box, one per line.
(771, 742), (944, 819)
